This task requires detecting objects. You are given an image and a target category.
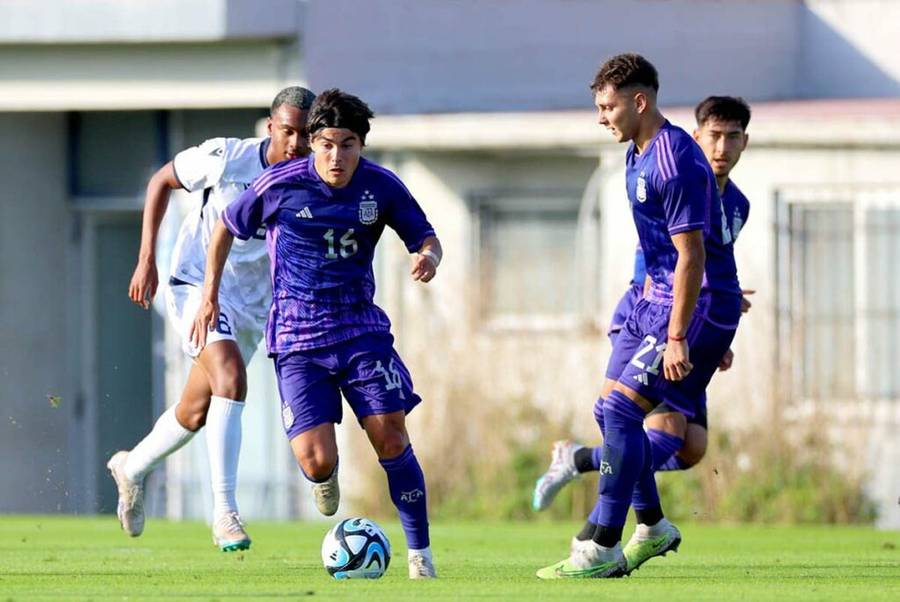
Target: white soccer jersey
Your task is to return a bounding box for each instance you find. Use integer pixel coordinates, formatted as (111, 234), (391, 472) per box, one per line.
(169, 137), (272, 311)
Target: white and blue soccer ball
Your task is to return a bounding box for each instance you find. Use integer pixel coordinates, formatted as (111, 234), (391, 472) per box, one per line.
(321, 517), (391, 580)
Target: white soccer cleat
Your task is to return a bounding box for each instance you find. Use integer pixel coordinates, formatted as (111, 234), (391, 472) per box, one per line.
(106, 451), (145, 537)
(312, 466), (340, 517)
(212, 511), (251, 552)
(408, 549), (437, 579)
(532, 440), (583, 511)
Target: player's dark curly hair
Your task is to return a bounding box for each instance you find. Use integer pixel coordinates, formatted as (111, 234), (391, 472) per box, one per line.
(695, 96), (752, 130)
(590, 53), (659, 93)
(307, 89), (375, 145)
(271, 86), (316, 113)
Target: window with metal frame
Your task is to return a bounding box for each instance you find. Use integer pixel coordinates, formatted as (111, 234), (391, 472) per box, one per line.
(775, 185), (900, 402)
(470, 189), (600, 331)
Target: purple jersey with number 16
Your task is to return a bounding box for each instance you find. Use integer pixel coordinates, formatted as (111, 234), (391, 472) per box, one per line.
(223, 156), (436, 355)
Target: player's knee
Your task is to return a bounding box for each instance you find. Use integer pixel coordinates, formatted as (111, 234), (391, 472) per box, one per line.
(593, 396), (606, 433)
(181, 411), (207, 432)
(373, 431), (408, 459)
(295, 448), (337, 481)
(678, 428), (707, 467)
(175, 402), (207, 432)
(599, 378), (615, 400)
(209, 362), (247, 400)
(644, 411), (687, 439)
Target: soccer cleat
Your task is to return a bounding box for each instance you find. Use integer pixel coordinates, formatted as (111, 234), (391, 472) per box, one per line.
(408, 550), (437, 579)
(107, 451), (145, 537)
(212, 511), (251, 552)
(532, 440), (583, 511)
(312, 466), (340, 516)
(536, 541), (628, 579)
(623, 518), (681, 572)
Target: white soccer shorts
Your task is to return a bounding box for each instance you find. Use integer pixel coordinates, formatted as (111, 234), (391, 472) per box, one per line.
(164, 279), (266, 364)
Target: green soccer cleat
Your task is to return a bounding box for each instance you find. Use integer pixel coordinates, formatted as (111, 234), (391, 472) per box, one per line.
(536, 541), (628, 579)
(623, 518), (681, 572)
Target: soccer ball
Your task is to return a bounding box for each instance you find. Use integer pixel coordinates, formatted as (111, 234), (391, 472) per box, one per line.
(321, 517), (391, 579)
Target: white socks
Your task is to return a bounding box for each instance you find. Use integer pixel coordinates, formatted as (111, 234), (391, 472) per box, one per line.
(124, 405), (195, 481)
(122, 397), (245, 520)
(206, 396), (244, 519)
(635, 517), (672, 538)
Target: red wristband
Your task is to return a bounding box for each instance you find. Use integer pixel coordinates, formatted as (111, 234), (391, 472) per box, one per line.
(668, 334), (686, 342)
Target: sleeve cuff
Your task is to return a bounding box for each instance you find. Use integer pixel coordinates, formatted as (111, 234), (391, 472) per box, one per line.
(668, 222), (705, 236)
(405, 229), (437, 253)
(222, 210), (250, 241)
(171, 161), (192, 191)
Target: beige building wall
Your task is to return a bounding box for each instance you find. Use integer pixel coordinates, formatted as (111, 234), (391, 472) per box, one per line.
(0, 113), (74, 512)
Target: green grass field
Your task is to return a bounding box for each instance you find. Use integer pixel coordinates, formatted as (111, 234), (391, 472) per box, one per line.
(1, 516), (898, 601)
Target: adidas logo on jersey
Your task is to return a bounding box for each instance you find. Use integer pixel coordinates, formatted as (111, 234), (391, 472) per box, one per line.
(295, 207), (313, 219)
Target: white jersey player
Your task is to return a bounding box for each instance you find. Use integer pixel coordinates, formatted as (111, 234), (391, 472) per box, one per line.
(107, 86), (316, 551)
(167, 136), (273, 362)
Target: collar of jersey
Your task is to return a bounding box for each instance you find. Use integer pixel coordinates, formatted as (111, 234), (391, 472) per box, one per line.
(631, 119), (672, 161)
(259, 138), (272, 169)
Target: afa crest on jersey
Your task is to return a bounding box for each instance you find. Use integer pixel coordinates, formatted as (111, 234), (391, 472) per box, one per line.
(359, 190), (378, 225)
(636, 175), (648, 203)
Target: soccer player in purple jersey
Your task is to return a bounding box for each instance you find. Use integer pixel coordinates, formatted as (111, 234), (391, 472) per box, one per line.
(192, 89), (442, 579)
(538, 54), (743, 579)
(533, 96), (753, 510)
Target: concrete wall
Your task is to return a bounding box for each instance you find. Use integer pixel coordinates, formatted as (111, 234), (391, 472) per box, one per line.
(306, 0), (900, 114)
(0, 0), (301, 43)
(0, 113), (73, 512)
(801, 0), (900, 98)
(0, 42), (303, 111)
(306, 0), (800, 113)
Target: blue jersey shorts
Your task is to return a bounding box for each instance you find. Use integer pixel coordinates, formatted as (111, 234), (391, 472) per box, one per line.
(605, 294), (736, 420)
(608, 282), (643, 344)
(273, 332), (422, 439)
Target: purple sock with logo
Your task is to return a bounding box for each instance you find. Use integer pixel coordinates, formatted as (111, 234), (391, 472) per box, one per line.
(379, 445), (430, 550)
(592, 390), (649, 530)
(646, 428), (684, 471)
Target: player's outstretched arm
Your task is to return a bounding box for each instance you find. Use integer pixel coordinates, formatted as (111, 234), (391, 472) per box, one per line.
(664, 230), (705, 382)
(191, 219), (234, 350)
(411, 236), (442, 283)
(129, 161), (182, 309)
